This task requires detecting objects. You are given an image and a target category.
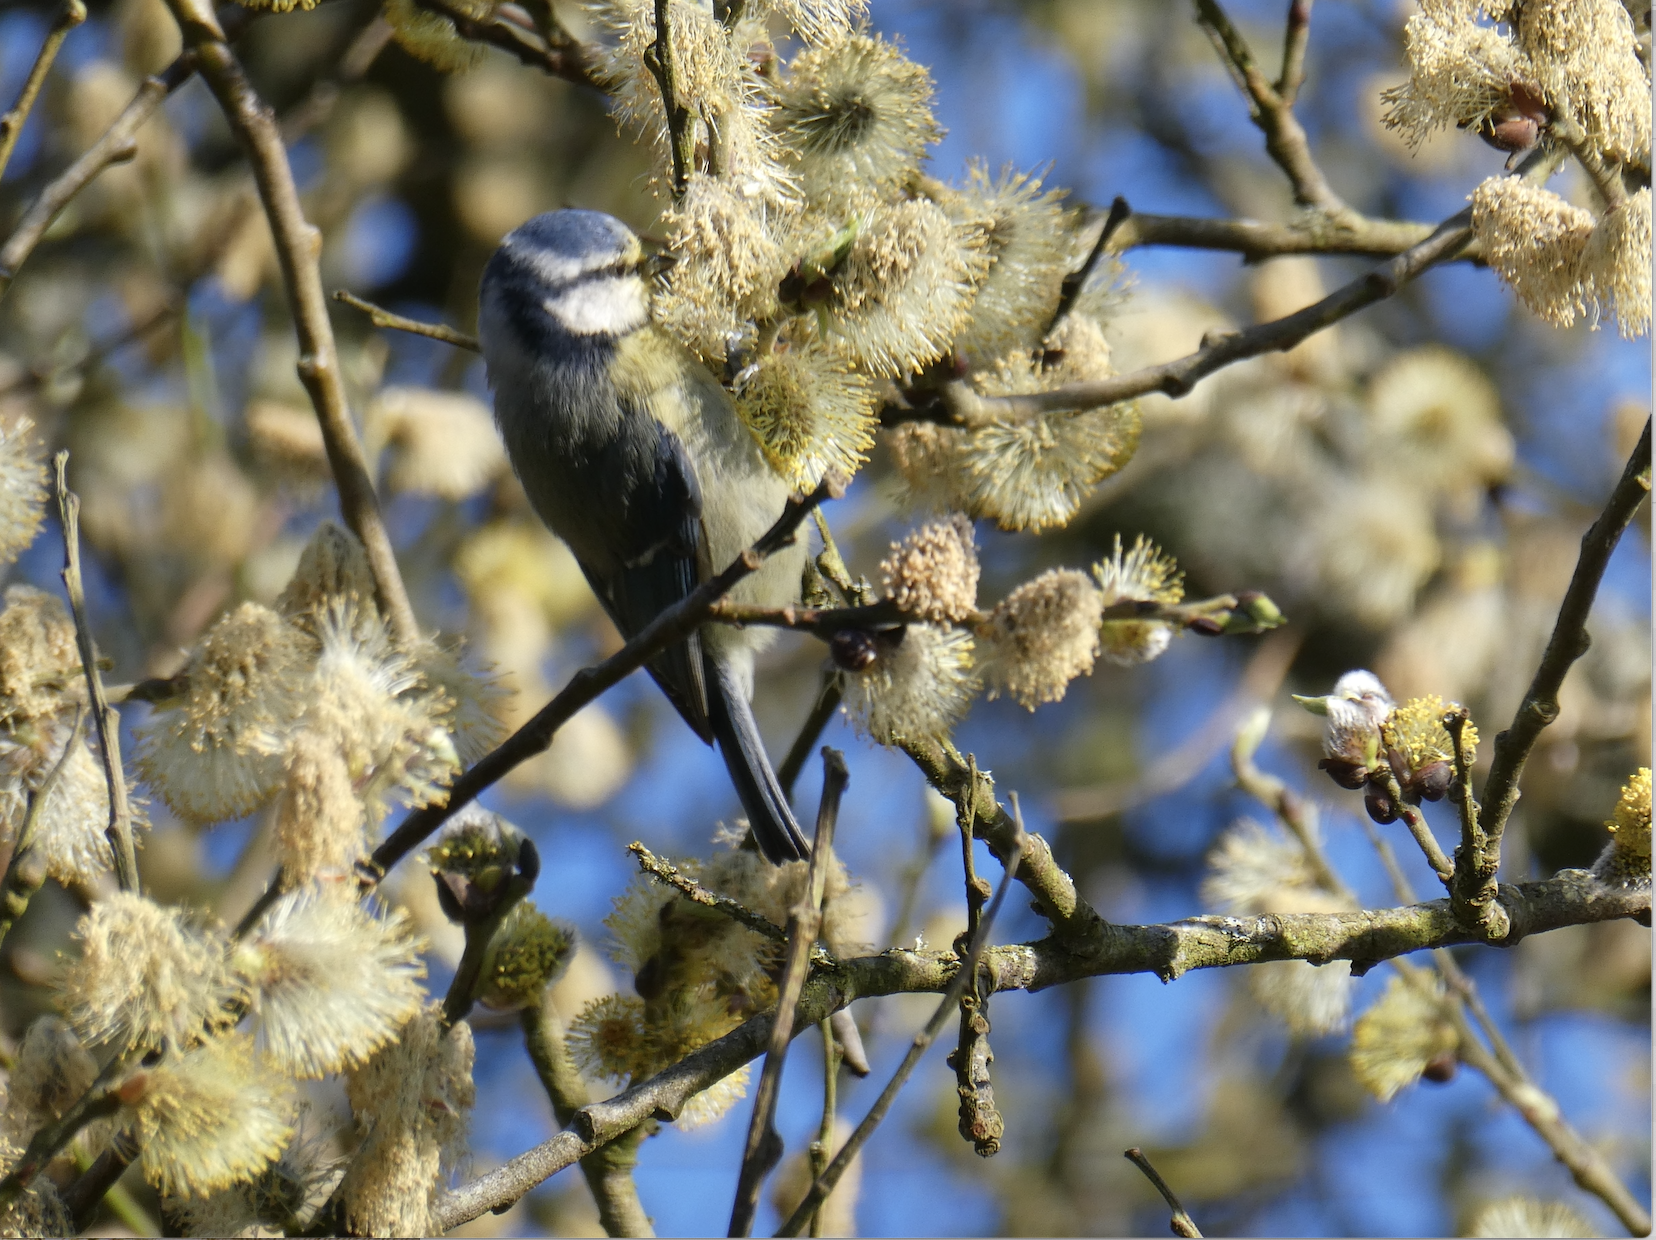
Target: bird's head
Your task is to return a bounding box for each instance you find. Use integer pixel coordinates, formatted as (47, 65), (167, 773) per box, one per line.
(481, 209), (672, 339)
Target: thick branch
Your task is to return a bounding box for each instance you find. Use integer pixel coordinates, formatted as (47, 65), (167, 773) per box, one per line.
(0, 0), (86, 182)
(1474, 418), (1651, 899)
(431, 867), (1641, 1232)
(162, 0), (419, 646)
(941, 207), (1474, 425)
(366, 476), (842, 880)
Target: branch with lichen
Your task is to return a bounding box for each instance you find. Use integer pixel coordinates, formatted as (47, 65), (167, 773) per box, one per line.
(160, 0), (419, 648)
(1469, 418), (1651, 926)
(435, 849), (1647, 1232)
(0, 0), (85, 182)
(629, 843), (787, 942)
(365, 474), (844, 882)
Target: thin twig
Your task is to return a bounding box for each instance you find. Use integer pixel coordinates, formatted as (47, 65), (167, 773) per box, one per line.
(366, 474), (842, 882)
(162, 0), (419, 646)
(1378, 768), (1454, 886)
(773, 821), (1026, 1237)
(1274, 0), (1312, 105)
(1191, 0), (1348, 214)
(414, 0), (599, 88)
(1049, 196), (1133, 330)
(1124, 1147), (1202, 1237)
(778, 674), (843, 800)
(643, 0), (695, 197)
(0, 1053), (131, 1214)
(0, 706), (85, 951)
(63, 1133), (145, 1235)
(0, 0), (86, 181)
(1474, 418), (1651, 914)
(0, 8), (255, 304)
(808, 1020), (838, 1238)
(55, 456), (137, 893)
(729, 749), (848, 1237)
(333, 290), (481, 351)
(429, 864), (1644, 1231)
(938, 206), (1474, 425)
(521, 997), (654, 1237)
(629, 843), (788, 942)
(1444, 707), (1502, 936)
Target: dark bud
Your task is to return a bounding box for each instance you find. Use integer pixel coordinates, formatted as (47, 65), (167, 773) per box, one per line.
(830, 629), (879, 671)
(1421, 1051), (1458, 1084)
(432, 833), (540, 926)
(1413, 760), (1453, 802)
(1318, 757), (1371, 791)
(1187, 616), (1225, 636)
(1364, 786), (1399, 824)
(634, 954), (667, 1001)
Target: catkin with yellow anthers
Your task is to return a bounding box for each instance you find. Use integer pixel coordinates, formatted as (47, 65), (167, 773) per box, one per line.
(340, 1006), (475, 1238)
(958, 405), (1141, 533)
(477, 902), (576, 1011)
(1515, 0), (1651, 167)
(879, 514), (980, 623)
(676, 1064), (754, 1130)
(382, 0), (492, 72)
(1249, 959), (1355, 1037)
(411, 637), (508, 767)
(1595, 766), (1652, 885)
(137, 602), (313, 824)
(1380, 7), (1532, 145)
(1349, 973), (1459, 1102)
(840, 623), (977, 745)
(757, 0), (866, 45)
(1583, 189), (1652, 340)
(275, 521), (379, 628)
(769, 30), (939, 208)
(1381, 695), (1476, 773)
(733, 344), (878, 489)
(0, 584), (80, 727)
(1094, 534), (1183, 666)
(129, 1034), (297, 1198)
(61, 892), (236, 1053)
(0, 418), (47, 569)
(233, 888), (428, 1079)
(976, 569), (1102, 710)
(0, 711), (122, 887)
(815, 197), (990, 378)
(567, 993), (653, 1083)
(947, 163), (1073, 363)
(1471, 178), (1596, 328)
(1202, 818), (1319, 915)
(274, 732), (365, 888)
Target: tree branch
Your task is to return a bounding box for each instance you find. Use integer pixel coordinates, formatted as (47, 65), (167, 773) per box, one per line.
(430, 866), (1644, 1232)
(629, 843), (788, 943)
(642, 0), (695, 197)
(414, 0), (600, 89)
(55, 457), (137, 893)
(0, 0), (86, 182)
(365, 475), (843, 881)
(1191, 0), (1349, 214)
(1124, 1147), (1202, 1238)
(1472, 418), (1651, 919)
(161, 0), (420, 647)
(729, 751), (847, 1236)
(939, 205), (1474, 425)
(333, 290), (481, 350)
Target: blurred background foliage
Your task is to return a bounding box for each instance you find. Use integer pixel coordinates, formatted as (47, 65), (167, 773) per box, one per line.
(0, 0), (1648, 1234)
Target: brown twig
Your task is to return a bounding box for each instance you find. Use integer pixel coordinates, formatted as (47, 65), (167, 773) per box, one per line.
(1050, 196), (1133, 329)
(0, 0), (86, 182)
(333, 289), (481, 351)
(729, 749), (848, 1237)
(939, 206), (1474, 425)
(773, 825), (1025, 1237)
(807, 1019), (839, 1238)
(55, 456), (137, 893)
(945, 775), (1006, 1158)
(62, 1132), (141, 1235)
(1108, 207), (1477, 262)
(778, 673), (843, 800)
(1473, 418), (1651, 915)
(366, 474), (843, 881)
(642, 0), (696, 197)
(1191, 0), (1348, 214)
(629, 843), (788, 942)
(1444, 707), (1502, 936)
(430, 864), (1644, 1231)
(1274, 0), (1312, 104)
(414, 0), (599, 88)
(1124, 1147), (1202, 1237)
(161, 0), (419, 647)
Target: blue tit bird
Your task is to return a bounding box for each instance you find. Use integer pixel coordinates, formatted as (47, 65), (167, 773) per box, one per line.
(478, 209), (812, 863)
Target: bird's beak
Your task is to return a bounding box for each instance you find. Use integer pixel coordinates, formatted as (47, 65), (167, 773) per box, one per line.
(642, 250), (678, 280)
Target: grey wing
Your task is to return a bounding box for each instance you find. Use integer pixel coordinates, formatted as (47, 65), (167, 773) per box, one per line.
(576, 417), (715, 743)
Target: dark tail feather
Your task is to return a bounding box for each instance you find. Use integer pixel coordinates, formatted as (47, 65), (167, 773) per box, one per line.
(706, 658), (811, 864)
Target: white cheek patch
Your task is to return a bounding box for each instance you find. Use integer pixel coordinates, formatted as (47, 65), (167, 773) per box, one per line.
(544, 277), (649, 336)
